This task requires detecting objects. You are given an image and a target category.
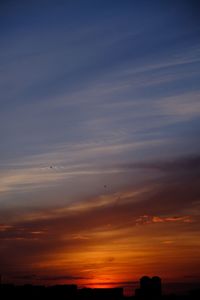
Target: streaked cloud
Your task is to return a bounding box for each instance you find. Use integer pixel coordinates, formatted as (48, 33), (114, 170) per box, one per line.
(0, 154), (199, 284)
(136, 215), (193, 225)
(0, 0), (200, 287)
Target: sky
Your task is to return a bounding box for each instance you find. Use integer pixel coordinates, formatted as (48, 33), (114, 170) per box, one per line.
(0, 0), (200, 294)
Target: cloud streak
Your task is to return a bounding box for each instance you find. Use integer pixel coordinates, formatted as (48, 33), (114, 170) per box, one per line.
(0, 154), (200, 283)
(1, 0), (200, 287)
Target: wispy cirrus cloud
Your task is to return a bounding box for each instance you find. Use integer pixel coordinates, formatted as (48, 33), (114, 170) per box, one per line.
(0, 154), (199, 247)
(1, 0), (200, 286)
(0, 137), (167, 197)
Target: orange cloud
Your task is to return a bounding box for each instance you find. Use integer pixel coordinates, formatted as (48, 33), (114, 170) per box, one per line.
(136, 215), (193, 225)
(0, 155), (200, 287)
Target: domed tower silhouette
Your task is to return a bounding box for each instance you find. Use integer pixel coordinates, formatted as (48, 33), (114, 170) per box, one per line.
(151, 276), (162, 296)
(139, 276), (151, 296)
(135, 276), (162, 298)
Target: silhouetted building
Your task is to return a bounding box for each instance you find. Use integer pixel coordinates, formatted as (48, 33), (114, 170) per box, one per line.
(93, 287), (123, 300)
(47, 284), (77, 299)
(189, 288), (200, 299)
(151, 277), (162, 297)
(78, 287), (123, 300)
(1, 279), (200, 300)
(135, 276), (162, 298)
(78, 287), (93, 299)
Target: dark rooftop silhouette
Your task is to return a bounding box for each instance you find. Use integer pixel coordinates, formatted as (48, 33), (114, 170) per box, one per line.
(0, 276), (200, 300)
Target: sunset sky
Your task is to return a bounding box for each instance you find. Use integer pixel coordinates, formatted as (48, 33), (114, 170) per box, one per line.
(1, 0), (200, 293)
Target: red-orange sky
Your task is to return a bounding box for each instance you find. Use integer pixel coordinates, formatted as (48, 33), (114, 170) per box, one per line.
(1, 158), (200, 289)
(1, 0), (200, 294)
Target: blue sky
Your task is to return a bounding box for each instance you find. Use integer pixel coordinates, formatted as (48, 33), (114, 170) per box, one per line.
(1, 0), (200, 208)
(1, 0), (200, 287)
